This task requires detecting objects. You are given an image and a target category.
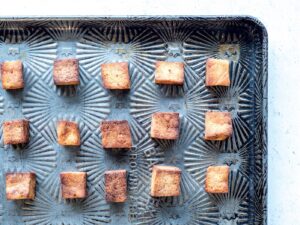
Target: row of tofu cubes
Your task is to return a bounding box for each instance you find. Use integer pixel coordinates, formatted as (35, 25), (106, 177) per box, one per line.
(6, 165), (230, 201)
(0, 57), (230, 90)
(3, 110), (232, 146)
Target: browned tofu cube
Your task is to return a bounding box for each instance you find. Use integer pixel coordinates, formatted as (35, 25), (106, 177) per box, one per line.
(57, 120), (80, 146)
(150, 112), (179, 140)
(105, 169), (127, 202)
(6, 172), (36, 200)
(60, 172), (87, 199)
(101, 120), (132, 149)
(205, 165), (229, 193)
(1, 60), (24, 90)
(205, 58), (230, 86)
(155, 61), (184, 85)
(3, 119), (29, 145)
(204, 111), (232, 141)
(101, 62), (130, 89)
(150, 165), (181, 197)
(53, 59), (79, 85)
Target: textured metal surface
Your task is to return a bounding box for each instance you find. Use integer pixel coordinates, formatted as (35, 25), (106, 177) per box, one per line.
(0, 16), (267, 225)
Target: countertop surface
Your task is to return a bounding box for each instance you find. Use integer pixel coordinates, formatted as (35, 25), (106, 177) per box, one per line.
(1, 0), (299, 224)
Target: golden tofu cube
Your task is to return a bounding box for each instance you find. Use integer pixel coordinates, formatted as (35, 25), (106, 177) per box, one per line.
(150, 112), (179, 140)
(205, 165), (229, 193)
(155, 61), (184, 85)
(57, 121), (80, 146)
(101, 62), (130, 89)
(1, 60), (24, 90)
(105, 169), (127, 202)
(6, 172), (36, 200)
(204, 111), (232, 141)
(3, 119), (29, 145)
(205, 58), (230, 86)
(101, 120), (132, 149)
(53, 59), (79, 85)
(60, 172), (87, 199)
(150, 165), (181, 197)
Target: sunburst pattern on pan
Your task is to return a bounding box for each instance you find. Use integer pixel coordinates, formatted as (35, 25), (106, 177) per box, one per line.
(22, 188), (110, 225)
(76, 131), (162, 195)
(22, 73), (110, 131)
(1, 134), (56, 183)
(151, 119), (200, 202)
(183, 29), (255, 76)
(209, 171), (249, 224)
(0, 28), (57, 75)
(0, 18), (267, 224)
(208, 62), (254, 150)
(105, 67), (147, 144)
(130, 77), (218, 133)
(40, 117), (92, 199)
(134, 188), (219, 225)
(185, 136), (250, 185)
(76, 25), (166, 76)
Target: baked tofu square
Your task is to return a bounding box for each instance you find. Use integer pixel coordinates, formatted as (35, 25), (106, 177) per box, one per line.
(101, 62), (130, 89)
(101, 120), (132, 149)
(3, 119), (29, 145)
(1, 60), (24, 90)
(150, 165), (181, 197)
(150, 112), (179, 140)
(53, 59), (79, 85)
(6, 172), (36, 200)
(60, 172), (87, 199)
(206, 58), (230, 86)
(205, 165), (229, 193)
(204, 112), (232, 141)
(105, 169), (127, 202)
(155, 61), (184, 85)
(57, 121), (80, 146)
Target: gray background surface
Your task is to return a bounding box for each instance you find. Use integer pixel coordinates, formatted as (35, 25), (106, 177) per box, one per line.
(0, 0), (299, 224)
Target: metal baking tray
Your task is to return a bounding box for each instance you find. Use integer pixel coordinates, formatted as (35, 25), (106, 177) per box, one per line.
(0, 16), (267, 225)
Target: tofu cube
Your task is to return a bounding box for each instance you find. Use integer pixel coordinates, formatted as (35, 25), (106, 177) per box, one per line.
(6, 172), (36, 200)
(155, 61), (184, 85)
(105, 169), (127, 202)
(205, 165), (229, 193)
(53, 59), (79, 85)
(206, 58), (230, 86)
(60, 172), (87, 199)
(150, 112), (179, 140)
(1, 60), (24, 90)
(3, 119), (29, 145)
(150, 165), (181, 197)
(101, 62), (130, 89)
(204, 111), (232, 141)
(101, 120), (132, 149)
(57, 120), (80, 146)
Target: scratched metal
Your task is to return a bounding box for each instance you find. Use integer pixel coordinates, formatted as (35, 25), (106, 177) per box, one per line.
(0, 17), (267, 225)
